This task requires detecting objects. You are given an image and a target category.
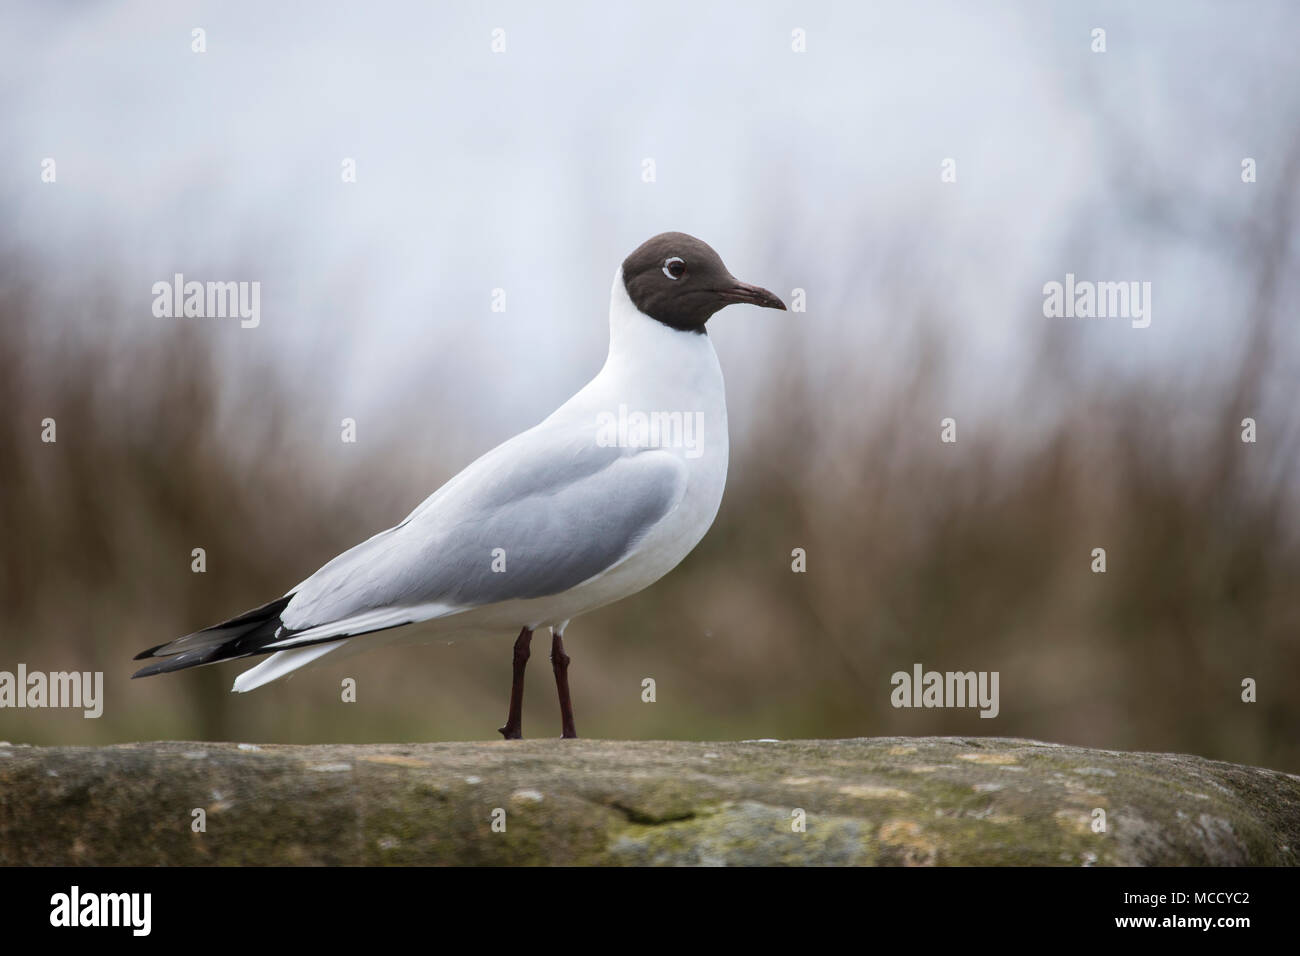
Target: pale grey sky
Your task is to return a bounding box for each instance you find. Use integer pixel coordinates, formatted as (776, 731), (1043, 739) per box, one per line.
(3, 1), (1296, 457)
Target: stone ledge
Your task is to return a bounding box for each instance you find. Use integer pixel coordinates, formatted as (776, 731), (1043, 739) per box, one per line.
(1, 736), (1295, 865)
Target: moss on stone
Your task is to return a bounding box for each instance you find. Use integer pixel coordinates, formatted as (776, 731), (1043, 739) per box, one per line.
(0, 737), (1295, 865)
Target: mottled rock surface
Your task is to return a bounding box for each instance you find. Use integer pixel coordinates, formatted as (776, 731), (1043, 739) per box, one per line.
(1, 737), (1296, 865)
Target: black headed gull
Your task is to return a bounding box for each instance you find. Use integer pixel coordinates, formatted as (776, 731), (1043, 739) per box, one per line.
(134, 232), (786, 738)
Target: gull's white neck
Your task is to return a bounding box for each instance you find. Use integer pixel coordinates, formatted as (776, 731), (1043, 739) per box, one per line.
(548, 269), (728, 431)
(601, 268), (723, 392)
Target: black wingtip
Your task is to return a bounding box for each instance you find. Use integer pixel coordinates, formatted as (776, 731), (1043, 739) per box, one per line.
(133, 652), (205, 678)
(132, 595), (295, 677)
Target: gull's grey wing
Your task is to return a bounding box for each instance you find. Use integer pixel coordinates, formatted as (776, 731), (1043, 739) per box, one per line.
(278, 423), (687, 635)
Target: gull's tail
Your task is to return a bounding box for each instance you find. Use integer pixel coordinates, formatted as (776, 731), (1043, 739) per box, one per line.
(132, 594), (300, 678)
(134, 592), (439, 691)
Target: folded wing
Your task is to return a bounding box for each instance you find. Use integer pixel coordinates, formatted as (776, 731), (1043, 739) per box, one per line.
(273, 423), (688, 645)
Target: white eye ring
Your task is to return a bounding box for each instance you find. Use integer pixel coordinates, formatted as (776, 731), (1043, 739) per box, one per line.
(662, 256), (685, 280)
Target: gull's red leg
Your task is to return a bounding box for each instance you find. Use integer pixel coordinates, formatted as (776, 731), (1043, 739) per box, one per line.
(498, 627), (533, 740)
(550, 630), (577, 739)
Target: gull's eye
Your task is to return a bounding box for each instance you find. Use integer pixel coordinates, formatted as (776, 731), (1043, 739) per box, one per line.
(662, 256), (686, 280)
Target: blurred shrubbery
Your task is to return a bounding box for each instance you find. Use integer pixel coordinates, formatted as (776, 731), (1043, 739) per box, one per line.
(3, 183), (1297, 771)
